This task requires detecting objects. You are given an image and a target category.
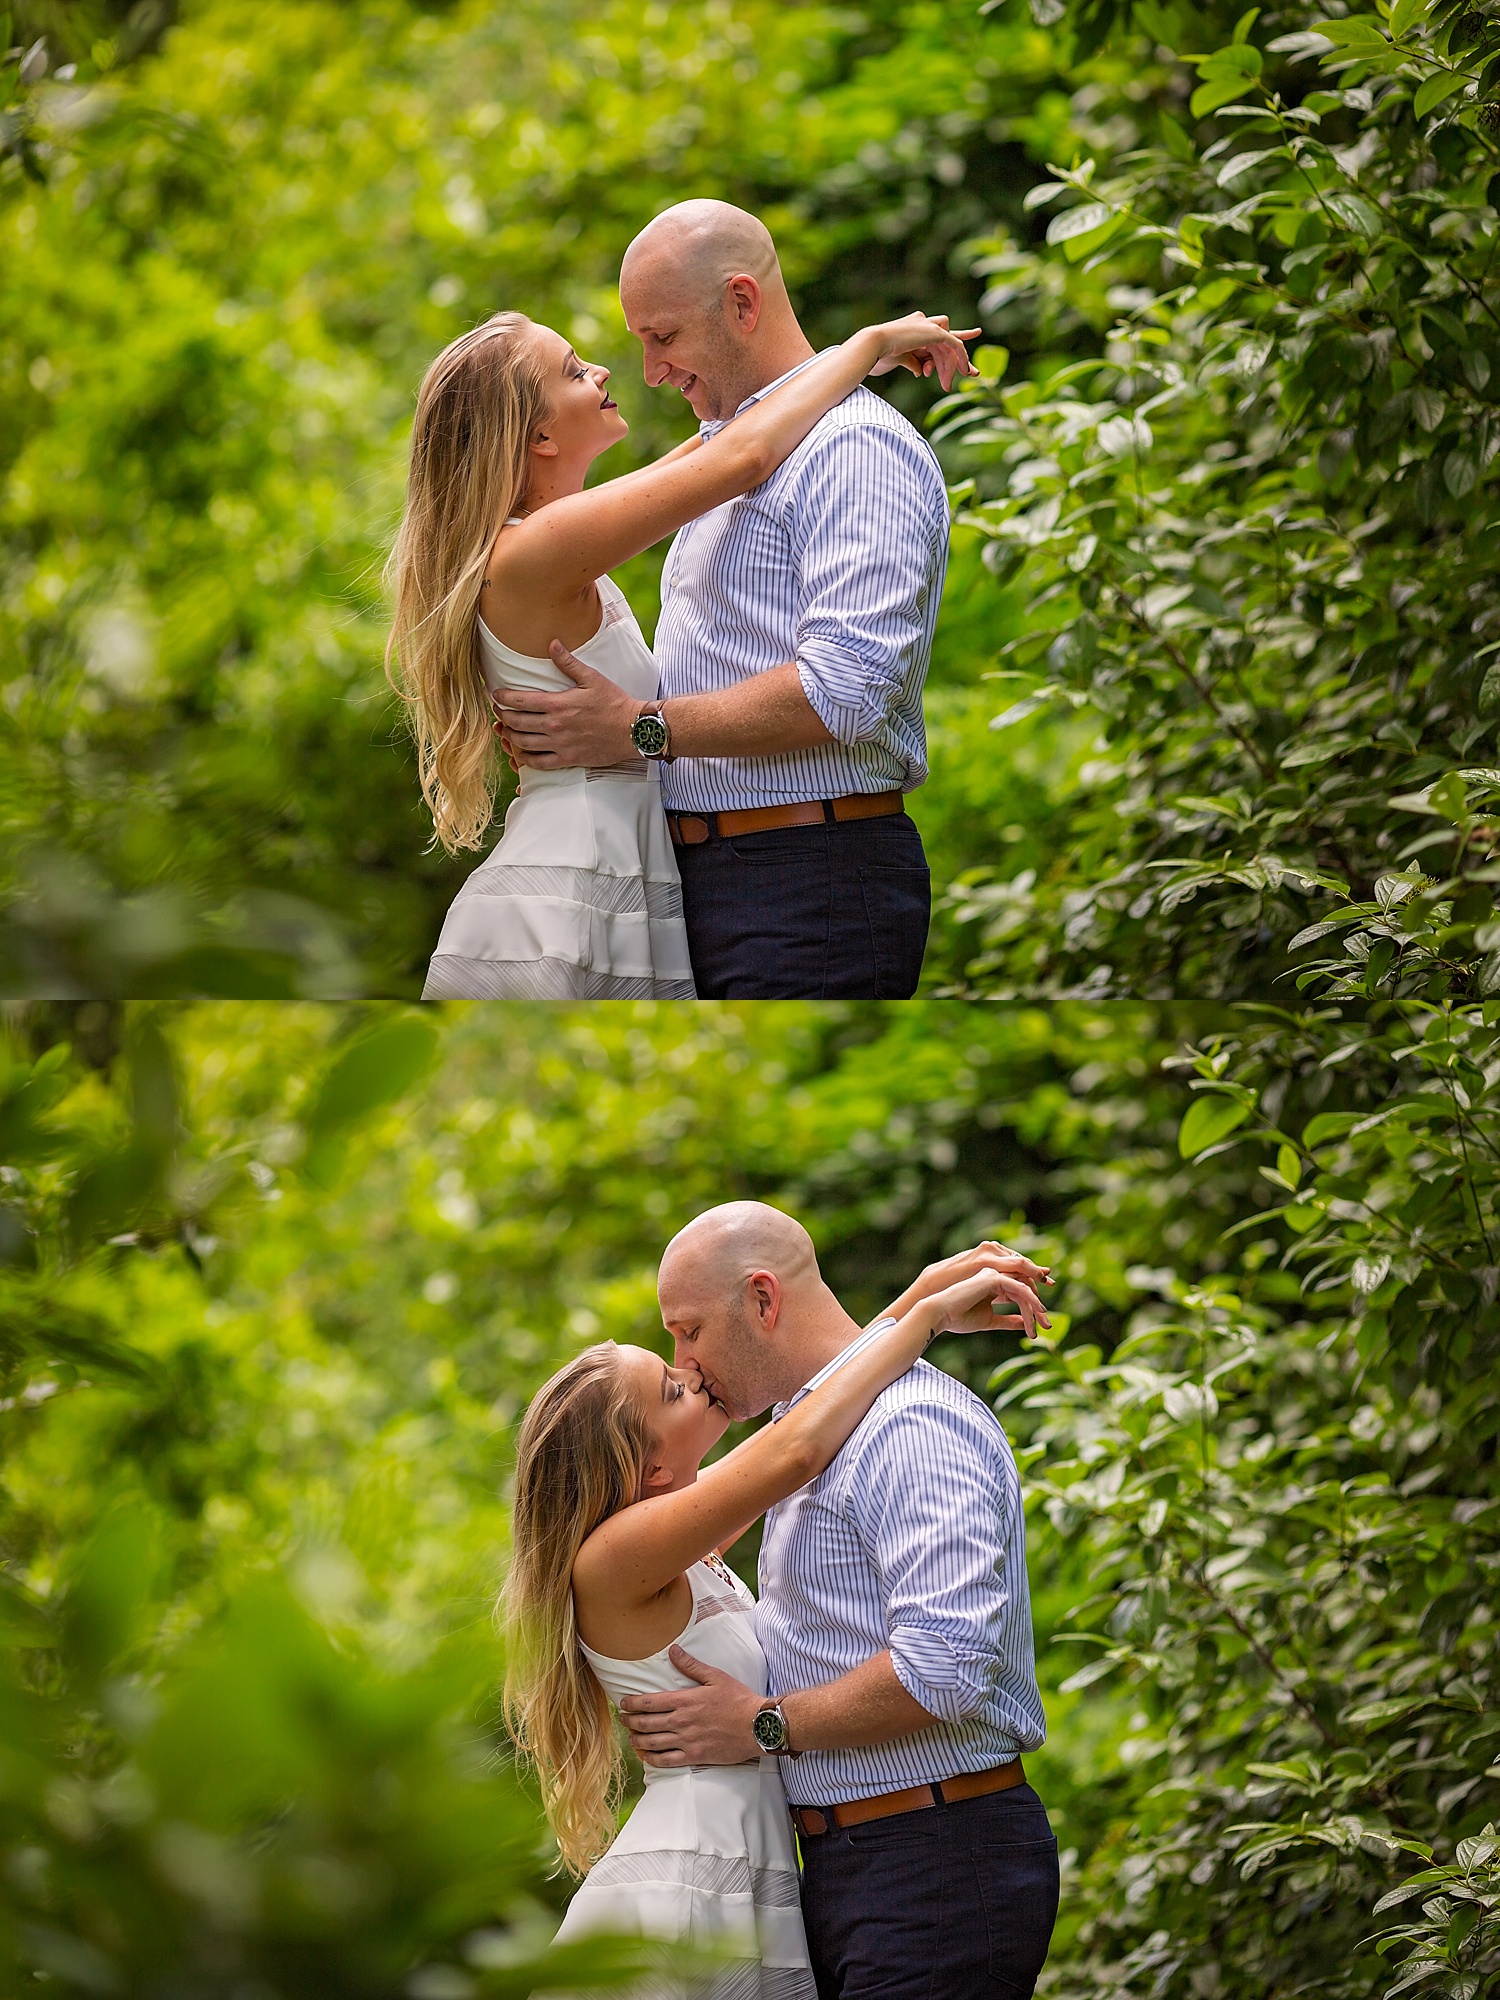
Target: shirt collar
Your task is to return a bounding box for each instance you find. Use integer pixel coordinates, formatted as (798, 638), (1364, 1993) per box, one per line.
(771, 1318), (898, 1423)
(698, 349), (837, 441)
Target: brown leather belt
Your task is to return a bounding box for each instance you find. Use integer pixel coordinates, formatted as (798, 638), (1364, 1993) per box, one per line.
(791, 1759), (1027, 1838)
(667, 790), (905, 847)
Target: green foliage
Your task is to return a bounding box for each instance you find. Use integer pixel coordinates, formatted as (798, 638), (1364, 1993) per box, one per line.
(301, 1010), (440, 1187)
(0, 1004), (687, 1995)
(938, 0), (1500, 1002)
(1368, 1825), (1500, 1997)
(3, 1563), (645, 1999)
(1005, 1005), (1500, 1998)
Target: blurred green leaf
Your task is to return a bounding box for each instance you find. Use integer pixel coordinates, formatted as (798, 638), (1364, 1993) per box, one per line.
(59, 1507), (159, 1690)
(301, 1012), (441, 1187)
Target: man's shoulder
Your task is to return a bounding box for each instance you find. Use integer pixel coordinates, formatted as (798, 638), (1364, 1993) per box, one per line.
(848, 1362), (1008, 1456)
(815, 387), (939, 452)
(790, 388), (945, 488)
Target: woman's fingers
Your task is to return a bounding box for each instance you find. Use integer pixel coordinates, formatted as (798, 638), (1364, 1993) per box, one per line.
(984, 1271), (1051, 1339)
(989, 1275), (1034, 1339)
(940, 1265), (1049, 1339)
(1000, 1275), (1051, 1338)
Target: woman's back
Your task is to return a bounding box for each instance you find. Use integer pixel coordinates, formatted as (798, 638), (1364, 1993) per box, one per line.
(556, 1559), (815, 1996)
(476, 572), (660, 794)
(422, 568), (695, 999)
(578, 1557), (766, 1717)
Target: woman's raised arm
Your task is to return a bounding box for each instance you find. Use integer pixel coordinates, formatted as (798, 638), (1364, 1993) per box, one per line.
(572, 1265), (1047, 1614)
(492, 314), (977, 601)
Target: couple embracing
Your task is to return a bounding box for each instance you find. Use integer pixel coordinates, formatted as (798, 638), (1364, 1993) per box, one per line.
(387, 201), (973, 1001)
(504, 1204), (1061, 1999)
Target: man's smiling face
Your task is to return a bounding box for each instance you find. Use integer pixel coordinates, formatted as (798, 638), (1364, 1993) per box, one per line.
(620, 269), (753, 425)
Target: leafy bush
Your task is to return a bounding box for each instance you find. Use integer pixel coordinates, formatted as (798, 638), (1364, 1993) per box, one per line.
(1364, 1824), (1500, 1996)
(2, 1553), (645, 1999)
(0, 1010), (660, 1995)
(938, 0), (1500, 1003)
(982, 1003), (1500, 1997)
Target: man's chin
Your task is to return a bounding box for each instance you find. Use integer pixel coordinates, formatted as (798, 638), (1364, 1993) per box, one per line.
(681, 381), (720, 422)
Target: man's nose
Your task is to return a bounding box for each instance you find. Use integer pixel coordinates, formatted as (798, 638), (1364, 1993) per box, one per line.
(643, 350), (671, 388)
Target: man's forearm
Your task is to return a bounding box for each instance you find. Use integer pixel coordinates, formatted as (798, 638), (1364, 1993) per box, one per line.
(780, 1650), (937, 1752)
(619, 1643), (941, 1767)
(663, 660), (833, 760)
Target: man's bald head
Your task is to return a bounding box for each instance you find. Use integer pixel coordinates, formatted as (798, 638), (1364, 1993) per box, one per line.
(621, 200), (786, 315)
(658, 1201), (849, 1421)
(660, 1200), (818, 1296)
(619, 201), (812, 423)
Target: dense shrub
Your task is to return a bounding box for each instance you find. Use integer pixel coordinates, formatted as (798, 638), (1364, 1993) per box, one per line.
(935, 0), (1500, 1007)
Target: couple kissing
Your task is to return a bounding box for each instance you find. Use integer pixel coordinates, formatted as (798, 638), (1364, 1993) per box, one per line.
(503, 1202), (1061, 1999)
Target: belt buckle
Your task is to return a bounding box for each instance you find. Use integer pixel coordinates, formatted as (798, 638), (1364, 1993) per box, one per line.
(794, 1807), (829, 1837)
(673, 814), (711, 846)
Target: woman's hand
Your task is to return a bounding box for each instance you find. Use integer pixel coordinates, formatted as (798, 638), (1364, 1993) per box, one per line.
(926, 1265), (1052, 1342)
(863, 313), (981, 390)
(880, 1241), (1051, 1327)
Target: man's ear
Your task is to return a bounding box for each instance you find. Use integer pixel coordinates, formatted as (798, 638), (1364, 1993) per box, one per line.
(724, 274), (762, 336)
(748, 1270), (782, 1331)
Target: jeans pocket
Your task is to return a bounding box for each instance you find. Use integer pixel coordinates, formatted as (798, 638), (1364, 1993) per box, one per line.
(974, 1835), (1060, 1994)
(725, 830), (823, 863)
(857, 860), (930, 999)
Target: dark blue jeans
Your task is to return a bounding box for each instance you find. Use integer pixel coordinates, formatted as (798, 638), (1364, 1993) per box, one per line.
(673, 812), (931, 999)
(797, 1785), (1060, 2000)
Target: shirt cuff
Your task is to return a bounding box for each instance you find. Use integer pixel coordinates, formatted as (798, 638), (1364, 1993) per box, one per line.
(796, 652), (893, 746)
(889, 1626), (996, 1723)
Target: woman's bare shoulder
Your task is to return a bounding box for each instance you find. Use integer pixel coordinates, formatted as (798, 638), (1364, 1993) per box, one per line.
(481, 522), (603, 652)
(573, 1549), (693, 1659)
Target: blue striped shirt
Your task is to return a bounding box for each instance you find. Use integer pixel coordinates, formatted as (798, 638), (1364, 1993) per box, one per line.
(654, 359), (950, 815)
(757, 1323), (1046, 1807)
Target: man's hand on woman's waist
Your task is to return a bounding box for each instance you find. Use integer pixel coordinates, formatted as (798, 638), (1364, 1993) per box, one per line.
(496, 648), (833, 768)
(619, 1646), (937, 1768)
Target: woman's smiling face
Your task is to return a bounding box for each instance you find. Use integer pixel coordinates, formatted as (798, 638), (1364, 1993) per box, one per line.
(529, 323), (628, 468)
(616, 1342), (730, 1494)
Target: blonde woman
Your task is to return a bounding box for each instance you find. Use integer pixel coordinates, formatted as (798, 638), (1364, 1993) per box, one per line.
(385, 310), (976, 999)
(502, 1257), (1048, 1996)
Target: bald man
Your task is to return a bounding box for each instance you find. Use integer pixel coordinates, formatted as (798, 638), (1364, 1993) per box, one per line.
(497, 201), (952, 999)
(622, 1203), (1061, 1999)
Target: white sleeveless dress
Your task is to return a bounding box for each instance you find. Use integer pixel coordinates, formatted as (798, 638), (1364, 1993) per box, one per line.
(555, 1558), (816, 2000)
(422, 570), (696, 999)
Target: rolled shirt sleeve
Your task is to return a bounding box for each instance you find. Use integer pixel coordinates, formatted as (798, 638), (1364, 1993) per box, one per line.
(844, 1398), (1021, 1723)
(788, 424), (950, 749)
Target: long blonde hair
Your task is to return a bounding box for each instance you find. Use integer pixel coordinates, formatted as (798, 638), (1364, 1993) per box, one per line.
(501, 1344), (655, 1876)
(385, 312), (552, 854)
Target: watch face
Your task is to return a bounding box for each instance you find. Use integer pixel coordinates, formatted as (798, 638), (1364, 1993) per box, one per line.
(752, 1707), (786, 1753)
(632, 713), (668, 757)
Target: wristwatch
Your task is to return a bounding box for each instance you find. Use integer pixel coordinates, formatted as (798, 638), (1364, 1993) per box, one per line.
(630, 705), (673, 761)
(752, 1700), (800, 1757)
